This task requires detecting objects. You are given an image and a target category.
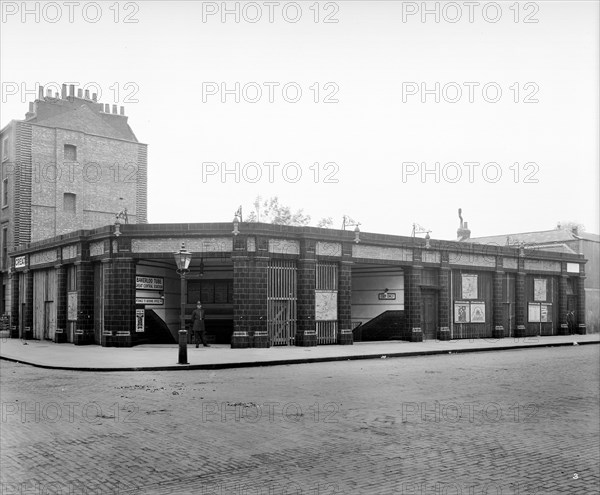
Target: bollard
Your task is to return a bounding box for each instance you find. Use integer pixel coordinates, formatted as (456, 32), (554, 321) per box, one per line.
(178, 329), (189, 364)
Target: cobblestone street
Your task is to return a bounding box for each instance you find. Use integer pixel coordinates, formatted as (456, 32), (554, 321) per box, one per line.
(1, 345), (599, 495)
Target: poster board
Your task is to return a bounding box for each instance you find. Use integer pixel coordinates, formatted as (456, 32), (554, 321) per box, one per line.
(461, 274), (478, 299)
(135, 309), (145, 332)
(470, 302), (486, 323)
(534, 279), (547, 302)
(454, 302), (470, 323)
(67, 292), (78, 321)
(315, 290), (338, 321)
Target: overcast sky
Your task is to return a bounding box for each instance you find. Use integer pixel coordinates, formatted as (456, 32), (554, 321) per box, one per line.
(1, 0), (598, 239)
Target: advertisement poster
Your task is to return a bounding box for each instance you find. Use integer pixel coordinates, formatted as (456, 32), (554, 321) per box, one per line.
(470, 303), (486, 323)
(315, 290), (338, 321)
(67, 292), (78, 321)
(534, 279), (547, 302)
(454, 302), (470, 323)
(461, 274), (478, 299)
(528, 303), (541, 323)
(135, 309), (145, 333)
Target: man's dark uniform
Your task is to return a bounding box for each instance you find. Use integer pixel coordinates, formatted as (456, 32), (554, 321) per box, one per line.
(191, 305), (209, 347)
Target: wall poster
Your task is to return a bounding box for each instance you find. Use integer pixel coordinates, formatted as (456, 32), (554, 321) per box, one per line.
(67, 292), (78, 321)
(470, 302), (486, 323)
(534, 278), (547, 302)
(135, 309), (145, 332)
(461, 274), (478, 299)
(454, 302), (470, 323)
(528, 303), (541, 323)
(315, 290), (338, 321)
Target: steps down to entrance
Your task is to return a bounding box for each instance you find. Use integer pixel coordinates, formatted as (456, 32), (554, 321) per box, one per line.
(353, 310), (405, 341)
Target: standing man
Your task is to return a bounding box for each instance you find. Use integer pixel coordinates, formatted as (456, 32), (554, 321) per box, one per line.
(191, 301), (210, 348)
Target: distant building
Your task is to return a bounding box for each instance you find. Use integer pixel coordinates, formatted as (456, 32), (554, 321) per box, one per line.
(0, 84), (148, 315)
(462, 222), (599, 334)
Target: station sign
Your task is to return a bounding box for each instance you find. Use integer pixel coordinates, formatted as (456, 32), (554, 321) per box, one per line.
(135, 276), (164, 291)
(136, 297), (164, 306)
(378, 292), (396, 300)
(14, 256), (27, 269)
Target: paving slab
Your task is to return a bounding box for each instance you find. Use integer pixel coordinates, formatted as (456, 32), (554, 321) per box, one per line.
(0, 333), (598, 371)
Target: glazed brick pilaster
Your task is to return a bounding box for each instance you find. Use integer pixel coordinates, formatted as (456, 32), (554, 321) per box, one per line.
(104, 259), (136, 337)
(492, 271), (505, 338)
(10, 273), (19, 332)
(438, 267), (450, 339)
(24, 271), (33, 338)
(558, 274), (568, 334)
(404, 265), (423, 342)
(577, 276), (587, 334)
(233, 255), (268, 336)
(55, 265), (67, 332)
(515, 271), (526, 337)
(297, 256), (316, 344)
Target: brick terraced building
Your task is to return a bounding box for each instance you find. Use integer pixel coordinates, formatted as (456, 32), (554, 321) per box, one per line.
(0, 84), (148, 317)
(7, 221), (588, 347)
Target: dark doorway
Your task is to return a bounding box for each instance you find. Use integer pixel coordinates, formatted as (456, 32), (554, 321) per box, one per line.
(421, 291), (438, 340)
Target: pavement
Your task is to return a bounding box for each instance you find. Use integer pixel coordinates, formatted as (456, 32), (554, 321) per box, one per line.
(2, 345), (599, 494)
(0, 332), (598, 371)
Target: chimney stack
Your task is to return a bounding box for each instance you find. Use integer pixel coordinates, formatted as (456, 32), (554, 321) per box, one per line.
(84, 89), (90, 100)
(77, 89), (83, 98)
(61, 84), (67, 99)
(457, 208), (471, 241)
(69, 84), (75, 98)
(92, 93), (97, 102)
(46, 88), (52, 98)
(120, 106), (125, 115)
(112, 104), (118, 114)
(104, 103), (110, 113)
(38, 85), (44, 100)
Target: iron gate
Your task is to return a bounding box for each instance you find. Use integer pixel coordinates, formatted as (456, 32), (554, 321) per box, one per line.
(267, 260), (297, 345)
(316, 262), (338, 344)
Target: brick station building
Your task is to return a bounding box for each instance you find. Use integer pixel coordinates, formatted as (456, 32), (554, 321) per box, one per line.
(7, 221), (588, 348)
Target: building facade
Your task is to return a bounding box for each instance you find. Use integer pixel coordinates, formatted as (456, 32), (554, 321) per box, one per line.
(465, 227), (599, 334)
(0, 84), (148, 315)
(8, 222), (588, 348)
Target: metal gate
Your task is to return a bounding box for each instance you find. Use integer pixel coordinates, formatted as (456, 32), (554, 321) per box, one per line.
(267, 260), (297, 346)
(316, 262), (338, 344)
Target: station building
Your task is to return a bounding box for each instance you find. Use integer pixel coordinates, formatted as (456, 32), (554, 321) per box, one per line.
(7, 220), (588, 347)
(0, 85), (147, 318)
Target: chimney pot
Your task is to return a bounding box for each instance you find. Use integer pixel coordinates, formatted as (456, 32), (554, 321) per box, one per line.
(112, 104), (118, 114)
(120, 106), (125, 115)
(38, 85), (44, 100)
(77, 89), (83, 98)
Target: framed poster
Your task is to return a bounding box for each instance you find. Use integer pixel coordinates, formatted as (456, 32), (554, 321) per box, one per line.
(534, 279), (547, 302)
(540, 304), (552, 323)
(315, 290), (338, 321)
(461, 274), (478, 299)
(528, 303), (541, 323)
(470, 302), (486, 323)
(67, 292), (78, 321)
(454, 302), (470, 323)
(135, 309), (145, 332)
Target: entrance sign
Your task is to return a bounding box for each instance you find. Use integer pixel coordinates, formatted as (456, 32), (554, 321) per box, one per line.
(136, 297), (164, 306)
(136, 276), (164, 290)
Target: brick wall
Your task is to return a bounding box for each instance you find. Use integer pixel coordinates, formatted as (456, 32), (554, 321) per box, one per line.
(233, 255), (268, 335)
(104, 259), (136, 336)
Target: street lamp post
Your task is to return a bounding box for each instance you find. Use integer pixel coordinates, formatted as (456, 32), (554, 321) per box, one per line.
(174, 242), (192, 364)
